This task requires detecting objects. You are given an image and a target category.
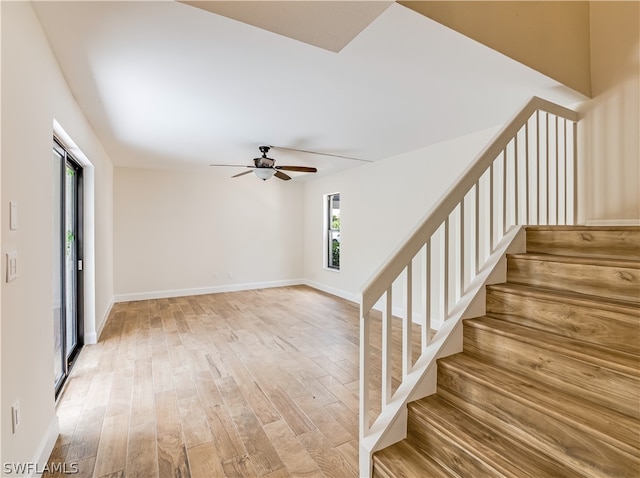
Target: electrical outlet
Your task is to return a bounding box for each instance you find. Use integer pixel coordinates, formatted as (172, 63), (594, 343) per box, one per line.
(11, 400), (21, 433)
(6, 252), (17, 282)
(227, 272), (233, 279)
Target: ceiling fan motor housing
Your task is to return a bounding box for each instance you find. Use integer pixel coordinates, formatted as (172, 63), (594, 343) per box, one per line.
(254, 156), (275, 168)
(255, 145), (275, 167)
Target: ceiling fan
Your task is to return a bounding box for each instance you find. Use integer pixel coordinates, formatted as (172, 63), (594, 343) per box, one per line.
(210, 145), (370, 181)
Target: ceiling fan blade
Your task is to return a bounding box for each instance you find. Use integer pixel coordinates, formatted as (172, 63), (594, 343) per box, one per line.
(275, 166), (318, 173)
(274, 171), (291, 181)
(231, 170), (254, 178)
(269, 145), (372, 162)
(209, 164), (253, 168)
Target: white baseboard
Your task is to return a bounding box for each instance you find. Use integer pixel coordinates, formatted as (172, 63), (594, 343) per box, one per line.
(113, 279), (305, 303)
(301, 279), (359, 304)
(89, 298), (114, 344)
(584, 219), (640, 226)
(30, 414), (60, 477)
(84, 331), (98, 345)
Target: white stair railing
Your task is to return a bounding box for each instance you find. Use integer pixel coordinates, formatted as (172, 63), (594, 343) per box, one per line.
(359, 96), (579, 476)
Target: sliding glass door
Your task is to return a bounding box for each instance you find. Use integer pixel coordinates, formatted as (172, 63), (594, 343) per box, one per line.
(53, 139), (83, 396)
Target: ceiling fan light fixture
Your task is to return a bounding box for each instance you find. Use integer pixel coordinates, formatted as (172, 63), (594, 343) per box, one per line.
(254, 168), (275, 181)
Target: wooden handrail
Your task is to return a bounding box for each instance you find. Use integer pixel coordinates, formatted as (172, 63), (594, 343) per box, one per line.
(361, 97), (578, 312)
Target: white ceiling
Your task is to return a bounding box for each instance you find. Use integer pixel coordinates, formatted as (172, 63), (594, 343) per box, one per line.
(33, 1), (587, 180)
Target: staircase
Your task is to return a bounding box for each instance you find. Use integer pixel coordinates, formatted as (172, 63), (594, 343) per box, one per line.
(372, 225), (640, 478)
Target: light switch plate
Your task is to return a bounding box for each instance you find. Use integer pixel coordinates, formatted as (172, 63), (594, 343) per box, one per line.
(6, 252), (17, 282)
(9, 201), (17, 230)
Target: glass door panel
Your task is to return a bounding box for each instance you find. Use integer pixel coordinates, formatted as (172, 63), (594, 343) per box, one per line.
(65, 163), (78, 358)
(53, 139), (83, 397)
(53, 148), (64, 389)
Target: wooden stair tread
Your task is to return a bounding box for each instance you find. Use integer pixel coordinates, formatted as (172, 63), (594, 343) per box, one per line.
(508, 252), (640, 268)
(526, 226), (640, 231)
(486, 283), (640, 355)
(409, 394), (584, 478)
(464, 318), (640, 420)
(507, 253), (640, 303)
(525, 226), (640, 260)
(465, 315), (640, 376)
(438, 352), (640, 457)
(373, 439), (451, 478)
(487, 282), (640, 316)
(435, 384), (640, 477)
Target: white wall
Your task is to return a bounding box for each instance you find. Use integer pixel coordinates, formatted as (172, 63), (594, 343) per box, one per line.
(302, 127), (499, 301)
(579, 1), (640, 224)
(1, 1), (114, 468)
(114, 168), (304, 300)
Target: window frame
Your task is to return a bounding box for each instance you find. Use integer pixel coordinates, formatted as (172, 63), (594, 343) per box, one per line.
(325, 193), (340, 271)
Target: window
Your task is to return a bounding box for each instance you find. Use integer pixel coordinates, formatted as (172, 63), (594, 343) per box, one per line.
(326, 193), (340, 270)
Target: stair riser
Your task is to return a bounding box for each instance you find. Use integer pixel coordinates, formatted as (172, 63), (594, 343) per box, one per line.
(526, 229), (640, 260)
(371, 463), (393, 478)
(486, 289), (640, 354)
(436, 366), (640, 477)
(507, 257), (640, 302)
(406, 416), (512, 478)
(463, 325), (640, 419)
(408, 397), (584, 478)
(372, 440), (450, 478)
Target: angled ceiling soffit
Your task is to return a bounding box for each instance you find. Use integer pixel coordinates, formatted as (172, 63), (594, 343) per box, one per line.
(179, 1), (394, 53)
(399, 1), (592, 97)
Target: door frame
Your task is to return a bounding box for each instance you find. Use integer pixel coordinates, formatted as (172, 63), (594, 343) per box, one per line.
(54, 137), (84, 397)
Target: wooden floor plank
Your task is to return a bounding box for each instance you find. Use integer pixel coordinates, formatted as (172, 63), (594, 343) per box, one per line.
(65, 405), (106, 463)
(262, 420), (323, 478)
(296, 394), (354, 446)
(93, 413), (129, 477)
(242, 381), (282, 426)
(105, 367), (133, 418)
(125, 421), (158, 478)
(55, 401), (83, 447)
(186, 441), (225, 478)
(73, 457), (97, 478)
(194, 369), (223, 407)
(298, 429), (359, 477)
(43, 443), (69, 478)
(217, 375), (285, 475)
(267, 387), (315, 436)
(203, 402), (247, 461)
(151, 358), (173, 394)
(335, 439), (360, 474)
(221, 454), (260, 478)
(48, 286), (370, 477)
(177, 394), (214, 449)
(130, 358), (155, 428)
(83, 372), (114, 410)
(154, 390), (182, 438)
(317, 375), (359, 413)
(157, 431), (191, 478)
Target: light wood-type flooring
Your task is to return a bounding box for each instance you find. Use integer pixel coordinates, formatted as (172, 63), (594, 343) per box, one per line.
(45, 285), (417, 478)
